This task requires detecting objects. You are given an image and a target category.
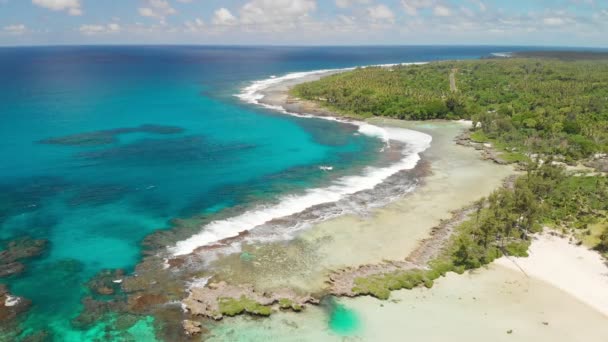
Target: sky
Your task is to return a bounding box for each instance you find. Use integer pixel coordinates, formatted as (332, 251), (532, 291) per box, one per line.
(0, 0), (607, 47)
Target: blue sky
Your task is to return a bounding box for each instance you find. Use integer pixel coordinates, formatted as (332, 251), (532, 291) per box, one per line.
(0, 0), (606, 46)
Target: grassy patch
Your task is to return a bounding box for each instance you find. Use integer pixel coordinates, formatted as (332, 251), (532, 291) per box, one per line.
(352, 269), (438, 300)
(498, 151), (530, 164)
(504, 240), (531, 257)
(470, 130), (490, 143)
(218, 296), (272, 317)
(278, 298), (303, 312)
(579, 221), (608, 248)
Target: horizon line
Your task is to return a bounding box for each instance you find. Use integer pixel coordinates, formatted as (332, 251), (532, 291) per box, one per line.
(1, 43), (608, 49)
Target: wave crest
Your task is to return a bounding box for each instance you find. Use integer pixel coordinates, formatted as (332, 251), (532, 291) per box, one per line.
(169, 65), (432, 256)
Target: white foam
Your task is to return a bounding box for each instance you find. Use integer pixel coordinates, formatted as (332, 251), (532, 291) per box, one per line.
(491, 52), (513, 58)
(236, 62), (426, 112)
(169, 63), (432, 256)
(5, 295), (21, 307)
(187, 276), (212, 291)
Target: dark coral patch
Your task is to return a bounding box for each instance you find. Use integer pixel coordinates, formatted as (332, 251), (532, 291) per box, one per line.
(39, 124), (185, 147)
(0, 236), (48, 277)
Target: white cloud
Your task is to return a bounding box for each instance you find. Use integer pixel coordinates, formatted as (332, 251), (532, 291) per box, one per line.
(400, 0), (433, 16)
(335, 0), (371, 8)
(543, 17), (565, 26)
(211, 7), (237, 26)
(433, 5), (451, 17)
(32, 0), (82, 16)
(367, 4), (395, 23)
(79, 23), (121, 35)
(184, 18), (205, 32)
(212, 8), (237, 26)
(239, 0), (317, 26)
(138, 0), (176, 20)
(3, 24), (27, 34)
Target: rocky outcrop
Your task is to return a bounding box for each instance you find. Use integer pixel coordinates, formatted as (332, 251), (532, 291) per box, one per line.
(455, 132), (509, 165)
(0, 284), (31, 321)
(328, 204), (478, 297)
(182, 320), (204, 336)
(329, 261), (418, 297)
(86, 269), (125, 296)
(182, 281), (317, 321)
(584, 154), (608, 172)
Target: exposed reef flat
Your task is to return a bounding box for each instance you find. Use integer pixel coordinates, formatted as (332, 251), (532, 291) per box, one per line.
(206, 264), (608, 341)
(183, 280), (318, 321)
(328, 202), (484, 297)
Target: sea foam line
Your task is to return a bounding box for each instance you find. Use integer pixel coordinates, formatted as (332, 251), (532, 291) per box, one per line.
(170, 63), (432, 256)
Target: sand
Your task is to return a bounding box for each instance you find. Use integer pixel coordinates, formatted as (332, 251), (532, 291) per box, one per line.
(200, 67), (608, 340)
(496, 232), (608, 317)
(207, 264), (608, 341)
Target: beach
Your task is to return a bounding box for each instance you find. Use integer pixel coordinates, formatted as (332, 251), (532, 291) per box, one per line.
(496, 231), (608, 317)
(195, 66), (608, 340)
(207, 262), (608, 341)
(188, 69), (515, 294)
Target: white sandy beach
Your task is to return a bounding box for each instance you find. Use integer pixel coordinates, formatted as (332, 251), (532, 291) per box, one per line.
(496, 231), (608, 317)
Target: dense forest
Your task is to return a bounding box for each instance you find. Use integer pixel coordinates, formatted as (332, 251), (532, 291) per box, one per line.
(291, 58), (608, 161)
(291, 56), (608, 297)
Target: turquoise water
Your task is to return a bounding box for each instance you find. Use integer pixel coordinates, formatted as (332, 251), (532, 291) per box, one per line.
(328, 299), (361, 336)
(0, 46), (549, 339)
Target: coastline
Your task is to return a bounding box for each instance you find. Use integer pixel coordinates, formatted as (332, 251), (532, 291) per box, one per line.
(177, 64), (608, 340)
(207, 262), (608, 341)
(178, 67), (513, 306)
(170, 65), (431, 257)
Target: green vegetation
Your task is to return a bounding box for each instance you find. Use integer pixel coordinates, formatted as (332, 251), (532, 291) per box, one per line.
(353, 269), (434, 300)
(292, 58), (608, 161)
(513, 51), (608, 61)
(218, 296), (272, 317)
(599, 228), (608, 252)
(293, 56), (608, 300)
(278, 298), (303, 312)
(352, 162), (608, 299)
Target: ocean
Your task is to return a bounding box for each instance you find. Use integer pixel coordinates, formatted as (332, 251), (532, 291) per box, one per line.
(0, 45), (558, 340)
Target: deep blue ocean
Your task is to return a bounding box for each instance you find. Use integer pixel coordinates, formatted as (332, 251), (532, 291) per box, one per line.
(0, 45), (589, 340)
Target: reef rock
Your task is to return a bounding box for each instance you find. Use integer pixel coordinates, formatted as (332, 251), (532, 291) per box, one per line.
(86, 269), (125, 296)
(584, 156), (608, 172)
(0, 284), (31, 321)
(0, 262), (25, 277)
(182, 280), (317, 322)
(182, 320), (203, 336)
(0, 237), (47, 277)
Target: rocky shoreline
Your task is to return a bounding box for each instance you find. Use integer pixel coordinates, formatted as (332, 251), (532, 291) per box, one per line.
(171, 76), (524, 337)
